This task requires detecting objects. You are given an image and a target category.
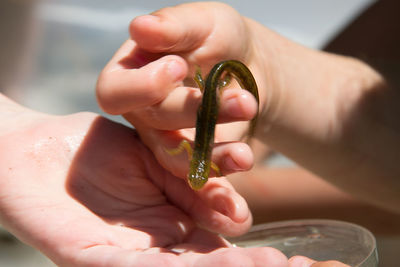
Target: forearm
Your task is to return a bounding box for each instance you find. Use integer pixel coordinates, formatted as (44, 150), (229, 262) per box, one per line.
(229, 165), (400, 235)
(248, 19), (400, 212)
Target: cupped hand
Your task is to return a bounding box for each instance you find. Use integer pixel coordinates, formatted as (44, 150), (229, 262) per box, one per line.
(0, 110), (289, 266)
(96, 2), (267, 179)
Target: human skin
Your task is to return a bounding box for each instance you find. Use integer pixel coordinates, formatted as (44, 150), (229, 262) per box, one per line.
(0, 99), (346, 266)
(96, 2), (399, 214)
(0, 94), (296, 266)
(0, 1), (359, 266)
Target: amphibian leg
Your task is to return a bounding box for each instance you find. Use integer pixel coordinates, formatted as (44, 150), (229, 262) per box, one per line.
(167, 60), (259, 190)
(165, 140), (221, 180)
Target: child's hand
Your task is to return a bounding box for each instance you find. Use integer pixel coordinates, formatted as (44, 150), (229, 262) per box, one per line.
(96, 2), (266, 179)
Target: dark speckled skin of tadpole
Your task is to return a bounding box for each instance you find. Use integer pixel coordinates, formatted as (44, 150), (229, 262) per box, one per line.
(188, 60), (259, 190)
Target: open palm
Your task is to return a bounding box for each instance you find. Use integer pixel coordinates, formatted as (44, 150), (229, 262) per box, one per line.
(0, 112), (287, 266)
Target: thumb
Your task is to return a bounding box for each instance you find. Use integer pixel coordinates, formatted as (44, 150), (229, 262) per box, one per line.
(129, 3), (215, 53)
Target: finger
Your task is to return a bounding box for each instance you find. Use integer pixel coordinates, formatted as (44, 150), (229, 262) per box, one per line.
(289, 256), (350, 267)
(188, 195), (252, 237)
(198, 178), (251, 225)
(211, 141), (254, 176)
(162, 172), (252, 236)
(289, 256), (316, 267)
(311, 261), (351, 267)
(130, 88), (258, 131)
(220, 88), (259, 124)
(240, 247), (288, 267)
(126, 86), (202, 129)
(130, 3), (214, 53)
(76, 246), (183, 267)
(96, 43), (188, 114)
(136, 126), (254, 180)
(193, 247), (288, 267)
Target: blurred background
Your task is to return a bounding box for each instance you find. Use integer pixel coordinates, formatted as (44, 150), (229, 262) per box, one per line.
(1, 0), (399, 266)
(2, 0), (374, 120)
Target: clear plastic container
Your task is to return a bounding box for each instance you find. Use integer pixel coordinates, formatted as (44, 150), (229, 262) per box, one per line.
(227, 219), (378, 267)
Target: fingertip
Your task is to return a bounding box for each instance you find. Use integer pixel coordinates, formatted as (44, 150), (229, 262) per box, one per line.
(95, 73), (123, 115)
(223, 156), (245, 173)
(164, 56), (188, 83)
(154, 55), (188, 89)
(213, 142), (254, 175)
(220, 89), (259, 122)
(130, 14), (178, 52)
(225, 143), (254, 172)
(288, 256), (315, 267)
(202, 179), (251, 225)
(130, 14), (160, 39)
(179, 177), (251, 236)
(96, 55), (187, 114)
(130, 14), (161, 30)
(130, 4), (212, 53)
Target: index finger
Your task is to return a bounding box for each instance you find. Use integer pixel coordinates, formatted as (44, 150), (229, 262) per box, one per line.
(96, 40), (188, 114)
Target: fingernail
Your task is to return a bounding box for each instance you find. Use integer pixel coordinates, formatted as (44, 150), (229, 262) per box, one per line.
(215, 198), (231, 217)
(135, 14), (160, 24)
(224, 91), (249, 118)
(224, 156), (243, 171)
(146, 14), (161, 21)
(167, 59), (185, 82)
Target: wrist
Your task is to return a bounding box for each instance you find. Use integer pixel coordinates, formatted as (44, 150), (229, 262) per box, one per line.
(246, 18), (312, 129)
(249, 27), (385, 144)
(245, 18), (277, 117)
